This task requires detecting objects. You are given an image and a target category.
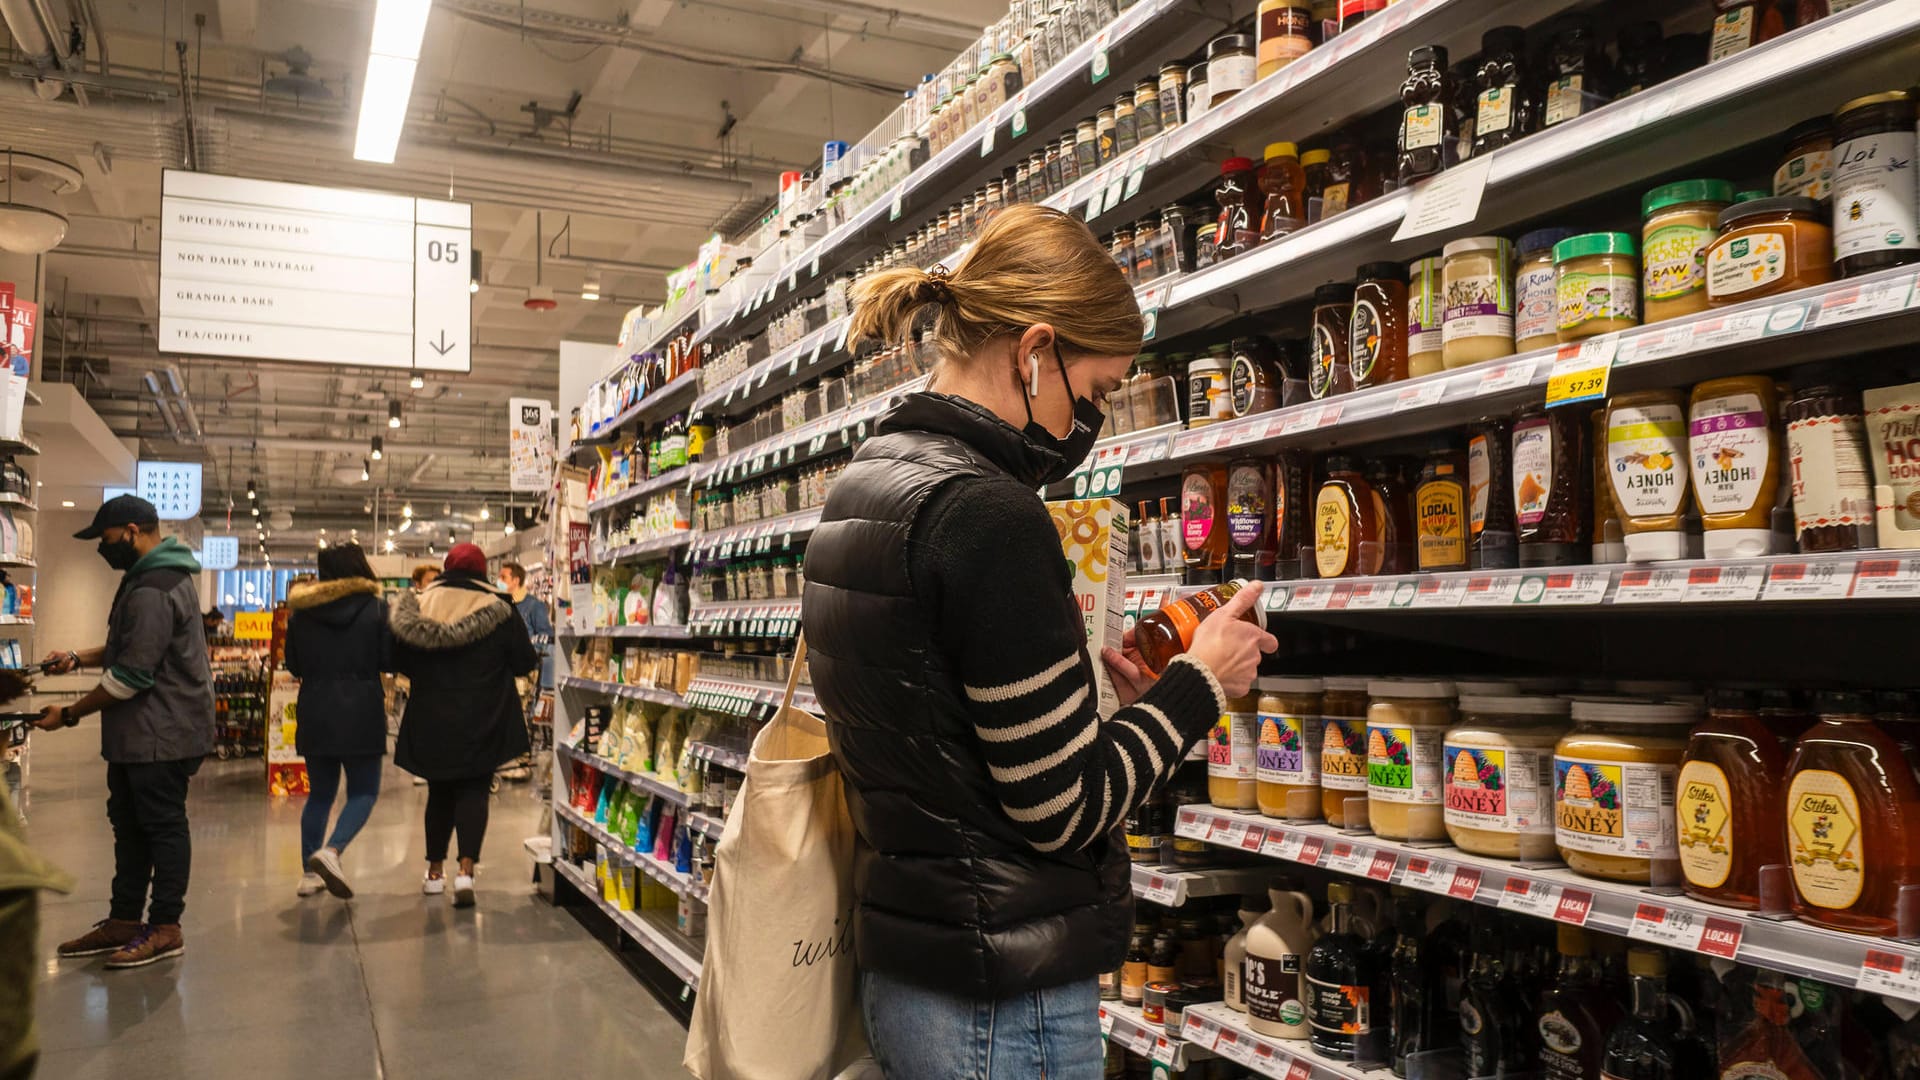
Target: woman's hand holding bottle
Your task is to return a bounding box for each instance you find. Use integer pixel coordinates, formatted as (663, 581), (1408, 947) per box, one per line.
(1186, 581), (1278, 698)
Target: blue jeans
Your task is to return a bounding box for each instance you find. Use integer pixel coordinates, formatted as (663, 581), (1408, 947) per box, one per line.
(861, 969), (1103, 1080)
(301, 754), (383, 862)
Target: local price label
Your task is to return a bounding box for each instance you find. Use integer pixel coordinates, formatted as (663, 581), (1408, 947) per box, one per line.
(1544, 337), (1619, 407)
(1366, 850), (1399, 881)
(1497, 877), (1562, 918)
(1412, 577), (1468, 607)
(1850, 557), (1920, 598)
(1137, 873), (1179, 906)
(1325, 841), (1372, 875)
(1448, 867), (1483, 901)
(1262, 828), (1306, 862)
(1554, 888), (1595, 926)
(1681, 565), (1763, 602)
(1763, 560), (1851, 600)
(1297, 836), (1327, 866)
(1628, 903), (1743, 958)
(1614, 568), (1688, 604)
(1859, 949), (1920, 1001)
(1401, 856), (1455, 893)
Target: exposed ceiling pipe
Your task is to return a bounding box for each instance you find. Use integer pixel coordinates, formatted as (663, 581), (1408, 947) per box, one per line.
(405, 453), (439, 486)
(162, 364), (202, 440)
(71, 0), (104, 73)
(140, 369), (183, 441)
(0, 0), (73, 99)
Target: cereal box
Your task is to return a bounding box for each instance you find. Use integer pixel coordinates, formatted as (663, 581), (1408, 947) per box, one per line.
(1046, 499), (1130, 717)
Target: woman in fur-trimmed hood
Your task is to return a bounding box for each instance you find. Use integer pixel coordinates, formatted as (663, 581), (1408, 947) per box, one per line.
(389, 543), (538, 905)
(285, 543), (392, 899)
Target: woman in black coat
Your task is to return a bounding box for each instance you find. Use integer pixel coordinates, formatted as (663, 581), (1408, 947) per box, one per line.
(388, 542), (537, 908)
(284, 543), (391, 900)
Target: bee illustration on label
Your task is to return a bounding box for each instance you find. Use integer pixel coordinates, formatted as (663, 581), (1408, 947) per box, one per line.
(1850, 200), (1864, 222)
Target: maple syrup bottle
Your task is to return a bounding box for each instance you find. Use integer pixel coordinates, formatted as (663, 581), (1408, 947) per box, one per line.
(1536, 925), (1622, 1080)
(1603, 947), (1712, 1080)
(1306, 881), (1390, 1063)
(1389, 888), (1452, 1077)
(1716, 972), (1831, 1080)
(1459, 907), (1536, 1078)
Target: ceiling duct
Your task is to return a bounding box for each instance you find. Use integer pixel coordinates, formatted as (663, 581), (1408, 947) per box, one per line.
(140, 370), (181, 442)
(263, 47), (333, 102)
(0, 0), (76, 96)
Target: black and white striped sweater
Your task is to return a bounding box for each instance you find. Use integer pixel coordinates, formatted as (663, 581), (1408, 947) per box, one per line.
(915, 474), (1228, 853)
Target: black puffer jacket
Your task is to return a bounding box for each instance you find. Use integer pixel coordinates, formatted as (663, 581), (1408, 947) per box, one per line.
(389, 574), (537, 780)
(284, 577), (390, 759)
(804, 393), (1224, 998)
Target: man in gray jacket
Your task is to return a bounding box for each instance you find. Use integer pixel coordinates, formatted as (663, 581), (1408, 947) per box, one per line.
(34, 495), (214, 969)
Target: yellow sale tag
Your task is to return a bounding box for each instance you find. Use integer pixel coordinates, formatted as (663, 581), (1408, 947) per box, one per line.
(234, 611), (273, 640)
(1544, 337), (1618, 408)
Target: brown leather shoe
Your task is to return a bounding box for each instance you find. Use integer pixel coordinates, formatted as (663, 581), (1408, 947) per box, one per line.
(104, 924), (185, 969)
(56, 918), (145, 958)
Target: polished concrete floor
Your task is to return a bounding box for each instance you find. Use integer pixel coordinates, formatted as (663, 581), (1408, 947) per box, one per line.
(23, 731), (693, 1079)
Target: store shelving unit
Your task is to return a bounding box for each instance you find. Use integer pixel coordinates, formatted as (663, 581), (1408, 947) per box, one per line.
(556, 739), (691, 807)
(556, 800), (708, 902)
(551, 858), (704, 991)
(556, 673), (689, 709)
(583, 465), (691, 515)
(557, 623), (694, 642)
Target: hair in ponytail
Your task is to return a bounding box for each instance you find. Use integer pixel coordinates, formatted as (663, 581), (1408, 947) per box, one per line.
(846, 204), (1143, 366)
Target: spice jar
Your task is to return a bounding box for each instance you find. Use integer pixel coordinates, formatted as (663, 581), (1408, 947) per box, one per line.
(1133, 215), (1164, 283)
(1095, 106), (1118, 163)
(1774, 116), (1834, 204)
(1441, 236), (1515, 369)
(1157, 62), (1188, 131)
(1256, 1), (1314, 79)
(1320, 677), (1372, 825)
(1512, 404), (1589, 567)
(1513, 228), (1574, 353)
(1074, 118), (1100, 174)
(1415, 441), (1469, 572)
(1444, 695), (1569, 860)
(1832, 91), (1920, 278)
(1407, 256), (1444, 376)
(1133, 78), (1162, 141)
(1257, 677), (1325, 820)
(1641, 179), (1734, 323)
(1056, 132), (1081, 186)
(1706, 196), (1833, 306)
(1112, 94), (1139, 155)
(1314, 454), (1382, 579)
(1186, 62), (1210, 122)
(1213, 157), (1263, 261)
(1308, 282), (1355, 400)
(1349, 261), (1408, 389)
(1367, 679), (1457, 842)
(1160, 203), (1203, 275)
(1555, 698), (1697, 884)
(1553, 232), (1640, 341)
(1207, 33), (1257, 107)
(1785, 378), (1876, 553)
(1397, 45), (1453, 187)
(1186, 345), (1232, 428)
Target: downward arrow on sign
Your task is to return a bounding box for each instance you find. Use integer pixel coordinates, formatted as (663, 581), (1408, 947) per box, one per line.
(429, 330), (457, 355)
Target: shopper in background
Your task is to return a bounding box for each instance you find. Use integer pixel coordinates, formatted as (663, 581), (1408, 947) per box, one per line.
(201, 608), (224, 640)
(389, 542), (537, 907)
(35, 495), (214, 970)
(499, 561), (552, 690)
(410, 564), (439, 592)
(284, 543), (391, 900)
(803, 204), (1275, 1078)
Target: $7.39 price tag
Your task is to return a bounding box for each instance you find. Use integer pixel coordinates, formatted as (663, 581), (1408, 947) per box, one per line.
(1544, 337), (1619, 408)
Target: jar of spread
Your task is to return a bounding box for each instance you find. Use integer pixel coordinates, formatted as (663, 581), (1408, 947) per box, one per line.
(1604, 388), (1690, 562)
(1512, 404), (1589, 567)
(1207, 33), (1257, 107)
(1257, 677), (1325, 820)
(1186, 345), (1232, 427)
(1641, 179), (1734, 323)
(1109, 226), (1137, 286)
(1210, 693), (1260, 809)
(1441, 236), (1515, 369)
(1406, 256), (1444, 377)
(1074, 118), (1100, 175)
(1688, 375), (1780, 559)
(1157, 63), (1187, 132)
(1554, 698), (1697, 884)
(1469, 417), (1518, 569)
(1230, 336), (1286, 418)
(1709, 0), (1786, 63)
(1213, 157), (1263, 261)
(1308, 282), (1355, 400)
(1514, 228), (1575, 353)
(1445, 694), (1570, 860)
(1133, 214), (1164, 283)
(1367, 679), (1457, 842)
(984, 52), (1021, 113)
(1314, 454), (1382, 579)
(1785, 378), (1876, 553)
(1112, 94), (1139, 155)
(1706, 196), (1833, 306)
(1833, 91), (1920, 278)
(1677, 688), (1790, 909)
(1161, 203), (1203, 275)
(1415, 441), (1469, 572)
(1320, 676), (1371, 825)
(1349, 261), (1408, 390)
(1553, 232), (1640, 341)
(1095, 106), (1118, 164)
(1774, 116), (1834, 204)
(1133, 79), (1162, 142)
(1256, 2), (1314, 79)
(1185, 62), (1209, 124)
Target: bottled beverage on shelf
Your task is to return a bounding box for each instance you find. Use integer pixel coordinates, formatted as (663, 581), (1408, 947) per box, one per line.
(1243, 885), (1315, 1038)
(1223, 893), (1267, 1013)
(1536, 924), (1621, 1080)
(1132, 578), (1264, 676)
(1179, 462), (1229, 585)
(1305, 880), (1388, 1062)
(1388, 888), (1451, 1077)
(1460, 906), (1537, 1077)
(1602, 947), (1711, 1080)
(1716, 972), (1832, 1080)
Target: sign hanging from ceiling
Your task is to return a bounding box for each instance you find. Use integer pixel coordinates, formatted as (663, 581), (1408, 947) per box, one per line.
(509, 397), (553, 493)
(107, 461), (203, 520)
(156, 171), (472, 373)
(198, 535), (239, 570)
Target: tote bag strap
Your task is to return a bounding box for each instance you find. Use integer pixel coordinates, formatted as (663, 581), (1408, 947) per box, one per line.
(781, 633), (809, 714)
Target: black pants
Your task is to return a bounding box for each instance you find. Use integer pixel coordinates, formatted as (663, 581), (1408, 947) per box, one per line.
(424, 776), (491, 864)
(105, 757), (201, 925)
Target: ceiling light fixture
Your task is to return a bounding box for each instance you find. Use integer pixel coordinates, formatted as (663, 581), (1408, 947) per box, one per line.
(503, 519), (515, 535)
(403, 501), (413, 517)
(351, 0), (432, 163)
(470, 250), (482, 294)
(60, 499), (74, 508)
(246, 478), (257, 500)
(370, 435), (384, 460)
(384, 539), (395, 552)
(581, 275), (601, 302)
(361, 459), (371, 482)
(409, 371), (424, 390)
(250, 505), (259, 517)
(479, 505), (490, 520)
(388, 398), (402, 428)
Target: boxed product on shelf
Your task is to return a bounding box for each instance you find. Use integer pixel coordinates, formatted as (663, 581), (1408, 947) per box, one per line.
(1047, 499), (1130, 717)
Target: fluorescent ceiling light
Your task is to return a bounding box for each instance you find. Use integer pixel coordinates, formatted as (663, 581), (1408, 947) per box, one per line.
(353, 54), (418, 164)
(370, 0), (431, 58)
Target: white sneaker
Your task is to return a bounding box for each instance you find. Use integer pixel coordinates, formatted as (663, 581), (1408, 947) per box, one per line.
(422, 873), (446, 896)
(451, 873), (476, 908)
(306, 848), (353, 899)
(297, 873), (326, 897)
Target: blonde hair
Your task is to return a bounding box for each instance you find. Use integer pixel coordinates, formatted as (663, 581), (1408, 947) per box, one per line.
(847, 204), (1142, 365)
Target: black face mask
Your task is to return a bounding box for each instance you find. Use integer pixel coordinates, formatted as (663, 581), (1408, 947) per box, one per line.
(1021, 344), (1105, 486)
(98, 537), (138, 571)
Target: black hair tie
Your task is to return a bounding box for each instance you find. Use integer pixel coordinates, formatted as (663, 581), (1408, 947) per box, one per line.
(920, 265), (954, 304)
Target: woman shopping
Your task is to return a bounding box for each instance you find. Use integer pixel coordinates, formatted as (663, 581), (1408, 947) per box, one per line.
(390, 543), (538, 907)
(285, 543), (390, 900)
(802, 203), (1275, 1078)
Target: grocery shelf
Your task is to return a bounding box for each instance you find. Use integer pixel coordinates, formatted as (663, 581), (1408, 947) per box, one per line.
(1130, 863), (1270, 907)
(1180, 1002), (1383, 1080)
(1147, 0), (1920, 344)
(0, 557), (34, 569)
(552, 856), (704, 992)
(585, 466), (692, 515)
(691, 506), (824, 561)
(557, 740), (692, 808)
(684, 675), (817, 717)
(687, 810), (727, 841)
(557, 623), (694, 642)
(1100, 1001), (1211, 1070)
(0, 437), (37, 457)
(687, 741), (747, 773)
(690, 375), (929, 488)
(686, 598), (802, 641)
(557, 674), (691, 708)
(694, 318), (852, 418)
(592, 531), (691, 564)
(556, 801), (709, 903)
(575, 370), (703, 451)
(0, 616), (33, 630)
(1175, 803), (1920, 1006)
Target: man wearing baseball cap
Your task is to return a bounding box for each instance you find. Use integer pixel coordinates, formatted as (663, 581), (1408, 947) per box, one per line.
(35, 495), (214, 969)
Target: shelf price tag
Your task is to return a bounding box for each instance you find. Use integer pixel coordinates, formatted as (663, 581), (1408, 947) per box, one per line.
(1124, 163), (1147, 201)
(1629, 903), (1714, 952)
(1099, 1006), (1115, 1037)
(889, 190), (904, 222)
(1460, 574), (1523, 607)
(1262, 828), (1306, 862)
(1545, 337), (1619, 408)
(1691, 309), (1770, 349)
(1819, 273), (1918, 325)
(1151, 1037), (1177, 1066)
(1090, 30), (1112, 83)
(1366, 850), (1399, 881)
(1287, 583), (1334, 611)
(1682, 565), (1762, 602)
(1213, 1029), (1253, 1066)
(1860, 949), (1920, 1001)
(1402, 856), (1454, 894)
(1137, 873), (1180, 906)
(1105, 172), (1127, 211)
(1010, 89), (1031, 137)
(1394, 380), (1446, 412)
(1325, 841), (1371, 876)
(1411, 577), (1467, 607)
(1762, 560), (1850, 601)
(1344, 582), (1395, 610)
(980, 120), (996, 157)
(1497, 877), (1561, 918)
(1448, 867), (1483, 901)
(1850, 557), (1920, 598)
(1614, 568), (1687, 604)
(1296, 836), (1326, 866)
(1620, 322), (1697, 364)
(1182, 1013), (1222, 1050)
(1477, 359), (1538, 395)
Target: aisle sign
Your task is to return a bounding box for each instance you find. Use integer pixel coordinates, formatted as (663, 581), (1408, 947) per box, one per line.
(510, 398), (554, 492)
(234, 611), (273, 640)
(158, 171), (472, 372)
(198, 535), (238, 571)
(133, 461), (203, 520)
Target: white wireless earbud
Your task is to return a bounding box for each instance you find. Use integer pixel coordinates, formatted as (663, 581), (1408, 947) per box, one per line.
(1027, 353), (1041, 397)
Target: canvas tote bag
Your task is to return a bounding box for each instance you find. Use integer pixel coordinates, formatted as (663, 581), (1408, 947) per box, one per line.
(685, 637), (874, 1080)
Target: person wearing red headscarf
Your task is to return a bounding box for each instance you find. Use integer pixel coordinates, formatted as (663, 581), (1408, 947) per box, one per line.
(387, 543), (538, 907)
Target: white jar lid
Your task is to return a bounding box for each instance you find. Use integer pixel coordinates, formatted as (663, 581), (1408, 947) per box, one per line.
(1442, 235), (1509, 259)
(1458, 694), (1572, 717)
(1569, 696), (1702, 725)
(1368, 678), (1457, 699)
(1257, 676), (1324, 694)
(1453, 679), (1521, 697)
(1322, 676), (1373, 692)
